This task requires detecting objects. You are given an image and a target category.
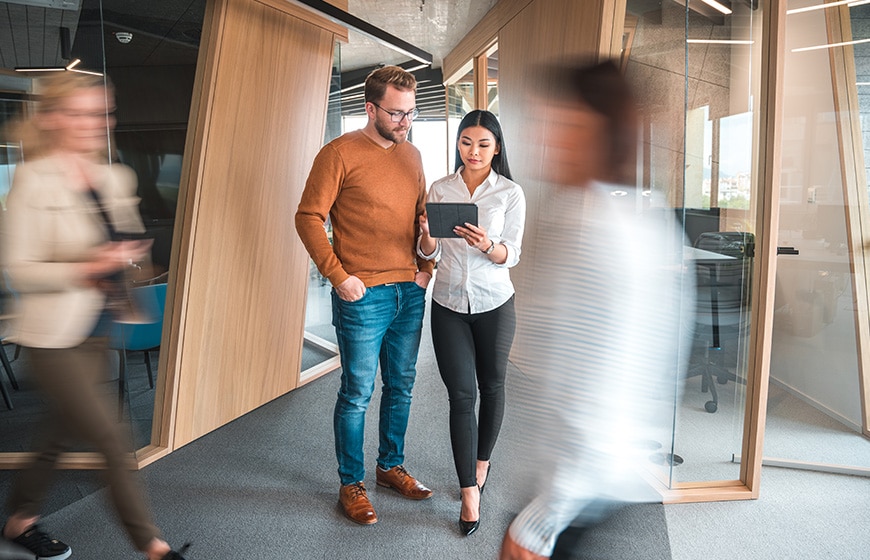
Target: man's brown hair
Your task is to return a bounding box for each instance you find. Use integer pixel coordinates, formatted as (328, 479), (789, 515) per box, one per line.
(364, 65), (417, 104)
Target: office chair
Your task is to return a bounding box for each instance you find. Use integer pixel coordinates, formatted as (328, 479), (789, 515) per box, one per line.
(0, 272), (20, 410)
(110, 282), (167, 415)
(687, 232), (754, 413)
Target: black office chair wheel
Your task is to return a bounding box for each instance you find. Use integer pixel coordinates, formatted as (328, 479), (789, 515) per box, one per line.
(705, 400), (718, 413)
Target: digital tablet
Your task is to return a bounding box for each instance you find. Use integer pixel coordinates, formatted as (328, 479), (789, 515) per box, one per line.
(426, 202), (478, 238)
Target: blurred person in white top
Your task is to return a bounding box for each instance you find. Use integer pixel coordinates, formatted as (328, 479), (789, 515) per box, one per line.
(499, 60), (693, 559)
(418, 110), (526, 536)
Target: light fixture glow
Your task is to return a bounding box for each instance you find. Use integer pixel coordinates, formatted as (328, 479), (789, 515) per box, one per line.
(14, 58), (102, 76)
(69, 67), (104, 76)
(787, 0), (870, 15)
(792, 37), (870, 53)
(700, 0), (732, 15)
(14, 67), (65, 72)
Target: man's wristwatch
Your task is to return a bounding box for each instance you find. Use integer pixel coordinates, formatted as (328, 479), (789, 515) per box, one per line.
(483, 240), (496, 255)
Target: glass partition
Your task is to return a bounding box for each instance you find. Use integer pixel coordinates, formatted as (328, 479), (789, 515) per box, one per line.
(486, 46), (499, 115)
(764, 0), (870, 473)
(446, 64), (474, 171)
(0, 0), (203, 454)
(623, 0), (764, 485)
(300, 42), (341, 385)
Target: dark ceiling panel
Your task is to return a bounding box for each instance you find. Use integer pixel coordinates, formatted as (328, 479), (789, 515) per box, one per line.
(0, 0), (202, 73)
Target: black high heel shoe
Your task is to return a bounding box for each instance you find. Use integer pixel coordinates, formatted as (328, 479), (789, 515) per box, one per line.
(459, 517), (480, 536)
(479, 462), (492, 495)
(458, 486), (481, 536)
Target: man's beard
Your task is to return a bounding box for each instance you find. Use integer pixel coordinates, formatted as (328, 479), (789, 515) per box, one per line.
(375, 117), (409, 144)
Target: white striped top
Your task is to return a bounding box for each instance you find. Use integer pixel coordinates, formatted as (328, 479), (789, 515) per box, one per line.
(508, 182), (694, 556)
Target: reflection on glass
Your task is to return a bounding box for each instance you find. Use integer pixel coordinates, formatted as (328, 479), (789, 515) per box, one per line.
(300, 43), (341, 384)
(624, 0), (761, 485)
(487, 47), (499, 115)
(447, 66), (474, 170)
(766, 0), (870, 471)
(0, 0), (204, 453)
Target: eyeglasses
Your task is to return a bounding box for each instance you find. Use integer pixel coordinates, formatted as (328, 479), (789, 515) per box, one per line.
(60, 109), (116, 119)
(371, 102), (419, 123)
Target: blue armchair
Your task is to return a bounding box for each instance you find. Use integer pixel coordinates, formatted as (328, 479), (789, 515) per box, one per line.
(110, 282), (167, 413)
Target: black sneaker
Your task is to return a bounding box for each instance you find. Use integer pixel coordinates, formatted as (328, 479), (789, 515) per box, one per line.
(161, 543), (191, 560)
(11, 525), (70, 560)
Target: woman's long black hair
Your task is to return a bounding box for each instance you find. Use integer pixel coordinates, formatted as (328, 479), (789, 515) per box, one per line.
(453, 109), (513, 180)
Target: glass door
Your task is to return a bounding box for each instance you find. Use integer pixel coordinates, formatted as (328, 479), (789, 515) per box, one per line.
(623, 0), (767, 488)
(766, 0), (870, 474)
(0, 0), (204, 457)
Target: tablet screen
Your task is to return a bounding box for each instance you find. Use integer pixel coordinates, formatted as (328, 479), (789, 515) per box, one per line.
(426, 202), (478, 238)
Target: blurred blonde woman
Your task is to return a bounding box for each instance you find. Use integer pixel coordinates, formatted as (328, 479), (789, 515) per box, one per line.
(1, 72), (188, 560)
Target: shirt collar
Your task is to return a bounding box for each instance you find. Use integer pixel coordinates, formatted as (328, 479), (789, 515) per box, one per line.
(454, 166), (499, 190)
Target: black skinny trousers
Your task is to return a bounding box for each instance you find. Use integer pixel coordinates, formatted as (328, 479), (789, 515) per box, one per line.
(431, 296), (516, 488)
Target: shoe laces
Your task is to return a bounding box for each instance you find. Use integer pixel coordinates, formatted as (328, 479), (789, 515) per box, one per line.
(348, 482), (367, 498)
(393, 465), (410, 480)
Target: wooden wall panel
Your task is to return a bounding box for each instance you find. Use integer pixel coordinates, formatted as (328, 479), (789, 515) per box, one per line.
(171, 0), (336, 447)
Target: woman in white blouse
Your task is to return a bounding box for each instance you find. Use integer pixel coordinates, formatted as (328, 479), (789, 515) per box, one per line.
(418, 110), (526, 536)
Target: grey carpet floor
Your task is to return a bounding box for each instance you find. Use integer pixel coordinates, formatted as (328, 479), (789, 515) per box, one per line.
(0, 334), (672, 559)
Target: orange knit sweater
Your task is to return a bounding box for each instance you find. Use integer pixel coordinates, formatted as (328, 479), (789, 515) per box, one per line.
(295, 129), (434, 287)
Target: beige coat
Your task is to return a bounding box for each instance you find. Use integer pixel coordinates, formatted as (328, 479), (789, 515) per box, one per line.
(2, 156), (145, 348)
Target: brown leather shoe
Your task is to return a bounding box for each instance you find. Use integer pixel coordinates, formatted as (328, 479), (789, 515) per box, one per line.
(376, 465), (433, 500)
(339, 482), (378, 525)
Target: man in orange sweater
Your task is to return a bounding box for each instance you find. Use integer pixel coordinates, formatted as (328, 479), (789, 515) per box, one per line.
(295, 66), (435, 526)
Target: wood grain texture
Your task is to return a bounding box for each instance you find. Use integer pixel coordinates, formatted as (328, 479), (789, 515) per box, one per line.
(267, 0), (349, 41)
(169, 0), (336, 447)
(734, 0), (783, 497)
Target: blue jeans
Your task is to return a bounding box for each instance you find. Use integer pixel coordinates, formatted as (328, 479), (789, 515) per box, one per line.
(332, 281), (427, 486)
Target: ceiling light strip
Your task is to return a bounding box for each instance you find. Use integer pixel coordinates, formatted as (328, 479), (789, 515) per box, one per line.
(700, 0), (733, 15)
(13, 67), (66, 72)
(792, 37), (870, 52)
(787, 0), (870, 15)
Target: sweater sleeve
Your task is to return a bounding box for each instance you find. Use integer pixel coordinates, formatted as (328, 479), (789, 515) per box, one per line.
(295, 145), (349, 287)
(415, 169), (434, 276)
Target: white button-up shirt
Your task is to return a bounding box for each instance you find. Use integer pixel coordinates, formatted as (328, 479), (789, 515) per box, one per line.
(419, 168), (526, 314)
